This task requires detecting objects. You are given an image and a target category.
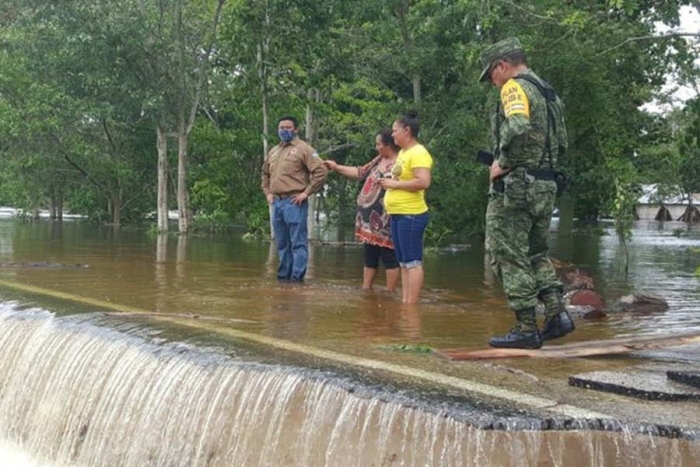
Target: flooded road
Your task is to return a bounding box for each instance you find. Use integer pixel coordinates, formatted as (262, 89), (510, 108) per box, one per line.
(0, 219), (700, 466)
(1, 219), (700, 394)
(1, 219), (699, 347)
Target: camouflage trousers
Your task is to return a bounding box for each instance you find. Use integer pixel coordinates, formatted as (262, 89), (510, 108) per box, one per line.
(485, 172), (561, 313)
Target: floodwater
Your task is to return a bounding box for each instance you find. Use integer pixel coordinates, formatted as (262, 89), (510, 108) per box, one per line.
(1, 219), (699, 349)
(1, 217), (700, 394)
(0, 218), (699, 466)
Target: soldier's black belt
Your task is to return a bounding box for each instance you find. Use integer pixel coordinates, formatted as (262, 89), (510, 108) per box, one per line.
(526, 169), (557, 181)
(491, 169), (557, 194)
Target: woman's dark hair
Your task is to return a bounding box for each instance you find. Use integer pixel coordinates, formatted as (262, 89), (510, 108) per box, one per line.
(396, 110), (420, 138)
(277, 115), (298, 128)
(378, 128), (400, 152)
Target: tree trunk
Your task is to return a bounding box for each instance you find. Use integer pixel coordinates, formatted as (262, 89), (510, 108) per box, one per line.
(48, 186), (57, 221)
(557, 193), (575, 237)
(156, 233), (168, 263)
(176, 234), (187, 284)
(337, 176), (349, 240)
(306, 94), (318, 240)
(111, 192), (121, 227)
(157, 123), (169, 233)
(171, 0), (224, 236)
(259, 3), (270, 159)
(412, 75), (422, 104)
(395, 0), (421, 104)
(258, 2), (273, 239)
(678, 203), (700, 223)
(655, 205), (672, 221)
(262, 69), (273, 239)
(56, 183), (63, 221)
(262, 92), (269, 157)
(155, 233), (168, 312)
(177, 129), (190, 234)
(619, 236), (629, 279)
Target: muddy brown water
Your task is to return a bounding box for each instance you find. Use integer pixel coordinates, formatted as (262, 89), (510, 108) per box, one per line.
(2, 219), (699, 350)
(0, 218), (699, 466)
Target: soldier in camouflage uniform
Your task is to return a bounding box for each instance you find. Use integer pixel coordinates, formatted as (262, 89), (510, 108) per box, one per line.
(478, 38), (575, 349)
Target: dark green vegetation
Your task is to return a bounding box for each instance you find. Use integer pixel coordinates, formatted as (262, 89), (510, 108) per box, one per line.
(1, 1), (699, 242)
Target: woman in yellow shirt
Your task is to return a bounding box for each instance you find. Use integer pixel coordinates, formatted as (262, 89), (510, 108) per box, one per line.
(379, 111), (433, 304)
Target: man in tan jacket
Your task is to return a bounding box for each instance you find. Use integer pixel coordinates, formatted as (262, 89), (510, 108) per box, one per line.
(261, 116), (327, 281)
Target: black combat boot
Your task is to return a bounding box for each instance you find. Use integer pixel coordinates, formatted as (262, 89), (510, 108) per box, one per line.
(540, 289), (575, 341)
(541, 311), (575, 341)
(488, 326), (542, 349)
(488, 308), (542, 349)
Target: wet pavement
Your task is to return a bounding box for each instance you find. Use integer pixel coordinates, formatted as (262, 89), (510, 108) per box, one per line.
(0, 219), (700, 437)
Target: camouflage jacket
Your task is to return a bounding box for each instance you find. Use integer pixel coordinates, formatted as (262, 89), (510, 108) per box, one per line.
(490, 70), (567, 171)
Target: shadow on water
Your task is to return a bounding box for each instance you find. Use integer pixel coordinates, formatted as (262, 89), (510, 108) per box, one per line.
(0, 219), (699, 465)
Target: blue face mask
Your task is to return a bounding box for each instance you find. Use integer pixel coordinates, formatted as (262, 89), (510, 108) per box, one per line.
(278, 129), (296, 143)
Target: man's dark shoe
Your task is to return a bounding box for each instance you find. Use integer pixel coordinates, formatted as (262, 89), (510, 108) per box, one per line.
(488, 327), (542, 349)
(541, 311), (575, 341)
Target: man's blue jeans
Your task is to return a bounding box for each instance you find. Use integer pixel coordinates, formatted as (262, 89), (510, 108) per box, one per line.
(272, 197), (309, 281)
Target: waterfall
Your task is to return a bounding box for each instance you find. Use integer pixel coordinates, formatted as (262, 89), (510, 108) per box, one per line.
(0, 302), (697, 466)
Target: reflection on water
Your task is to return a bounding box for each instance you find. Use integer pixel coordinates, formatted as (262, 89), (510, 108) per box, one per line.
(0, 219), (699, 360)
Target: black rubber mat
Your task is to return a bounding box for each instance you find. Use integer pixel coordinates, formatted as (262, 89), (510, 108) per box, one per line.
(667, 371), (700, 390)
(569, 371), (700, 401)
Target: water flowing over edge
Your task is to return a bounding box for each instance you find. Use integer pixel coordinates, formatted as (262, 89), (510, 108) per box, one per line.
(0, 301), (697, 467)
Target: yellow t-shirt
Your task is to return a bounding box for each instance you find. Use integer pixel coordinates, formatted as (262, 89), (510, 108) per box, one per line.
(384, 144), (433, 215)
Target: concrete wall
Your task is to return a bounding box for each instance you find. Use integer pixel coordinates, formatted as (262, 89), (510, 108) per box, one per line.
(636, 204), (688, 220)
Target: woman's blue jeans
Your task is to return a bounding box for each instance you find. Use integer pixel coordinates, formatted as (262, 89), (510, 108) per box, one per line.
(390, 212), (429, 268)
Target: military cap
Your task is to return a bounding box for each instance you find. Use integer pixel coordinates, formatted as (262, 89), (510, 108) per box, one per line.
(478, 38), (523, 83)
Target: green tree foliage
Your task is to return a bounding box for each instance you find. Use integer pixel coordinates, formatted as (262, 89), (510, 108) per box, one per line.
(677, 98), (700, 198)
(1, 0), (698, 239)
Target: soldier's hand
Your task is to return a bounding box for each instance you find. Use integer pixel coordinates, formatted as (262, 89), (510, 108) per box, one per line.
(266, 193), (274, 205)
(489, 162), (510, 182)
(292, 192), (309, 205)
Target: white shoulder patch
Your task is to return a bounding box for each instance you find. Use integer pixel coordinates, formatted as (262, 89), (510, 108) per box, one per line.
(312, 152), (320, 158)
